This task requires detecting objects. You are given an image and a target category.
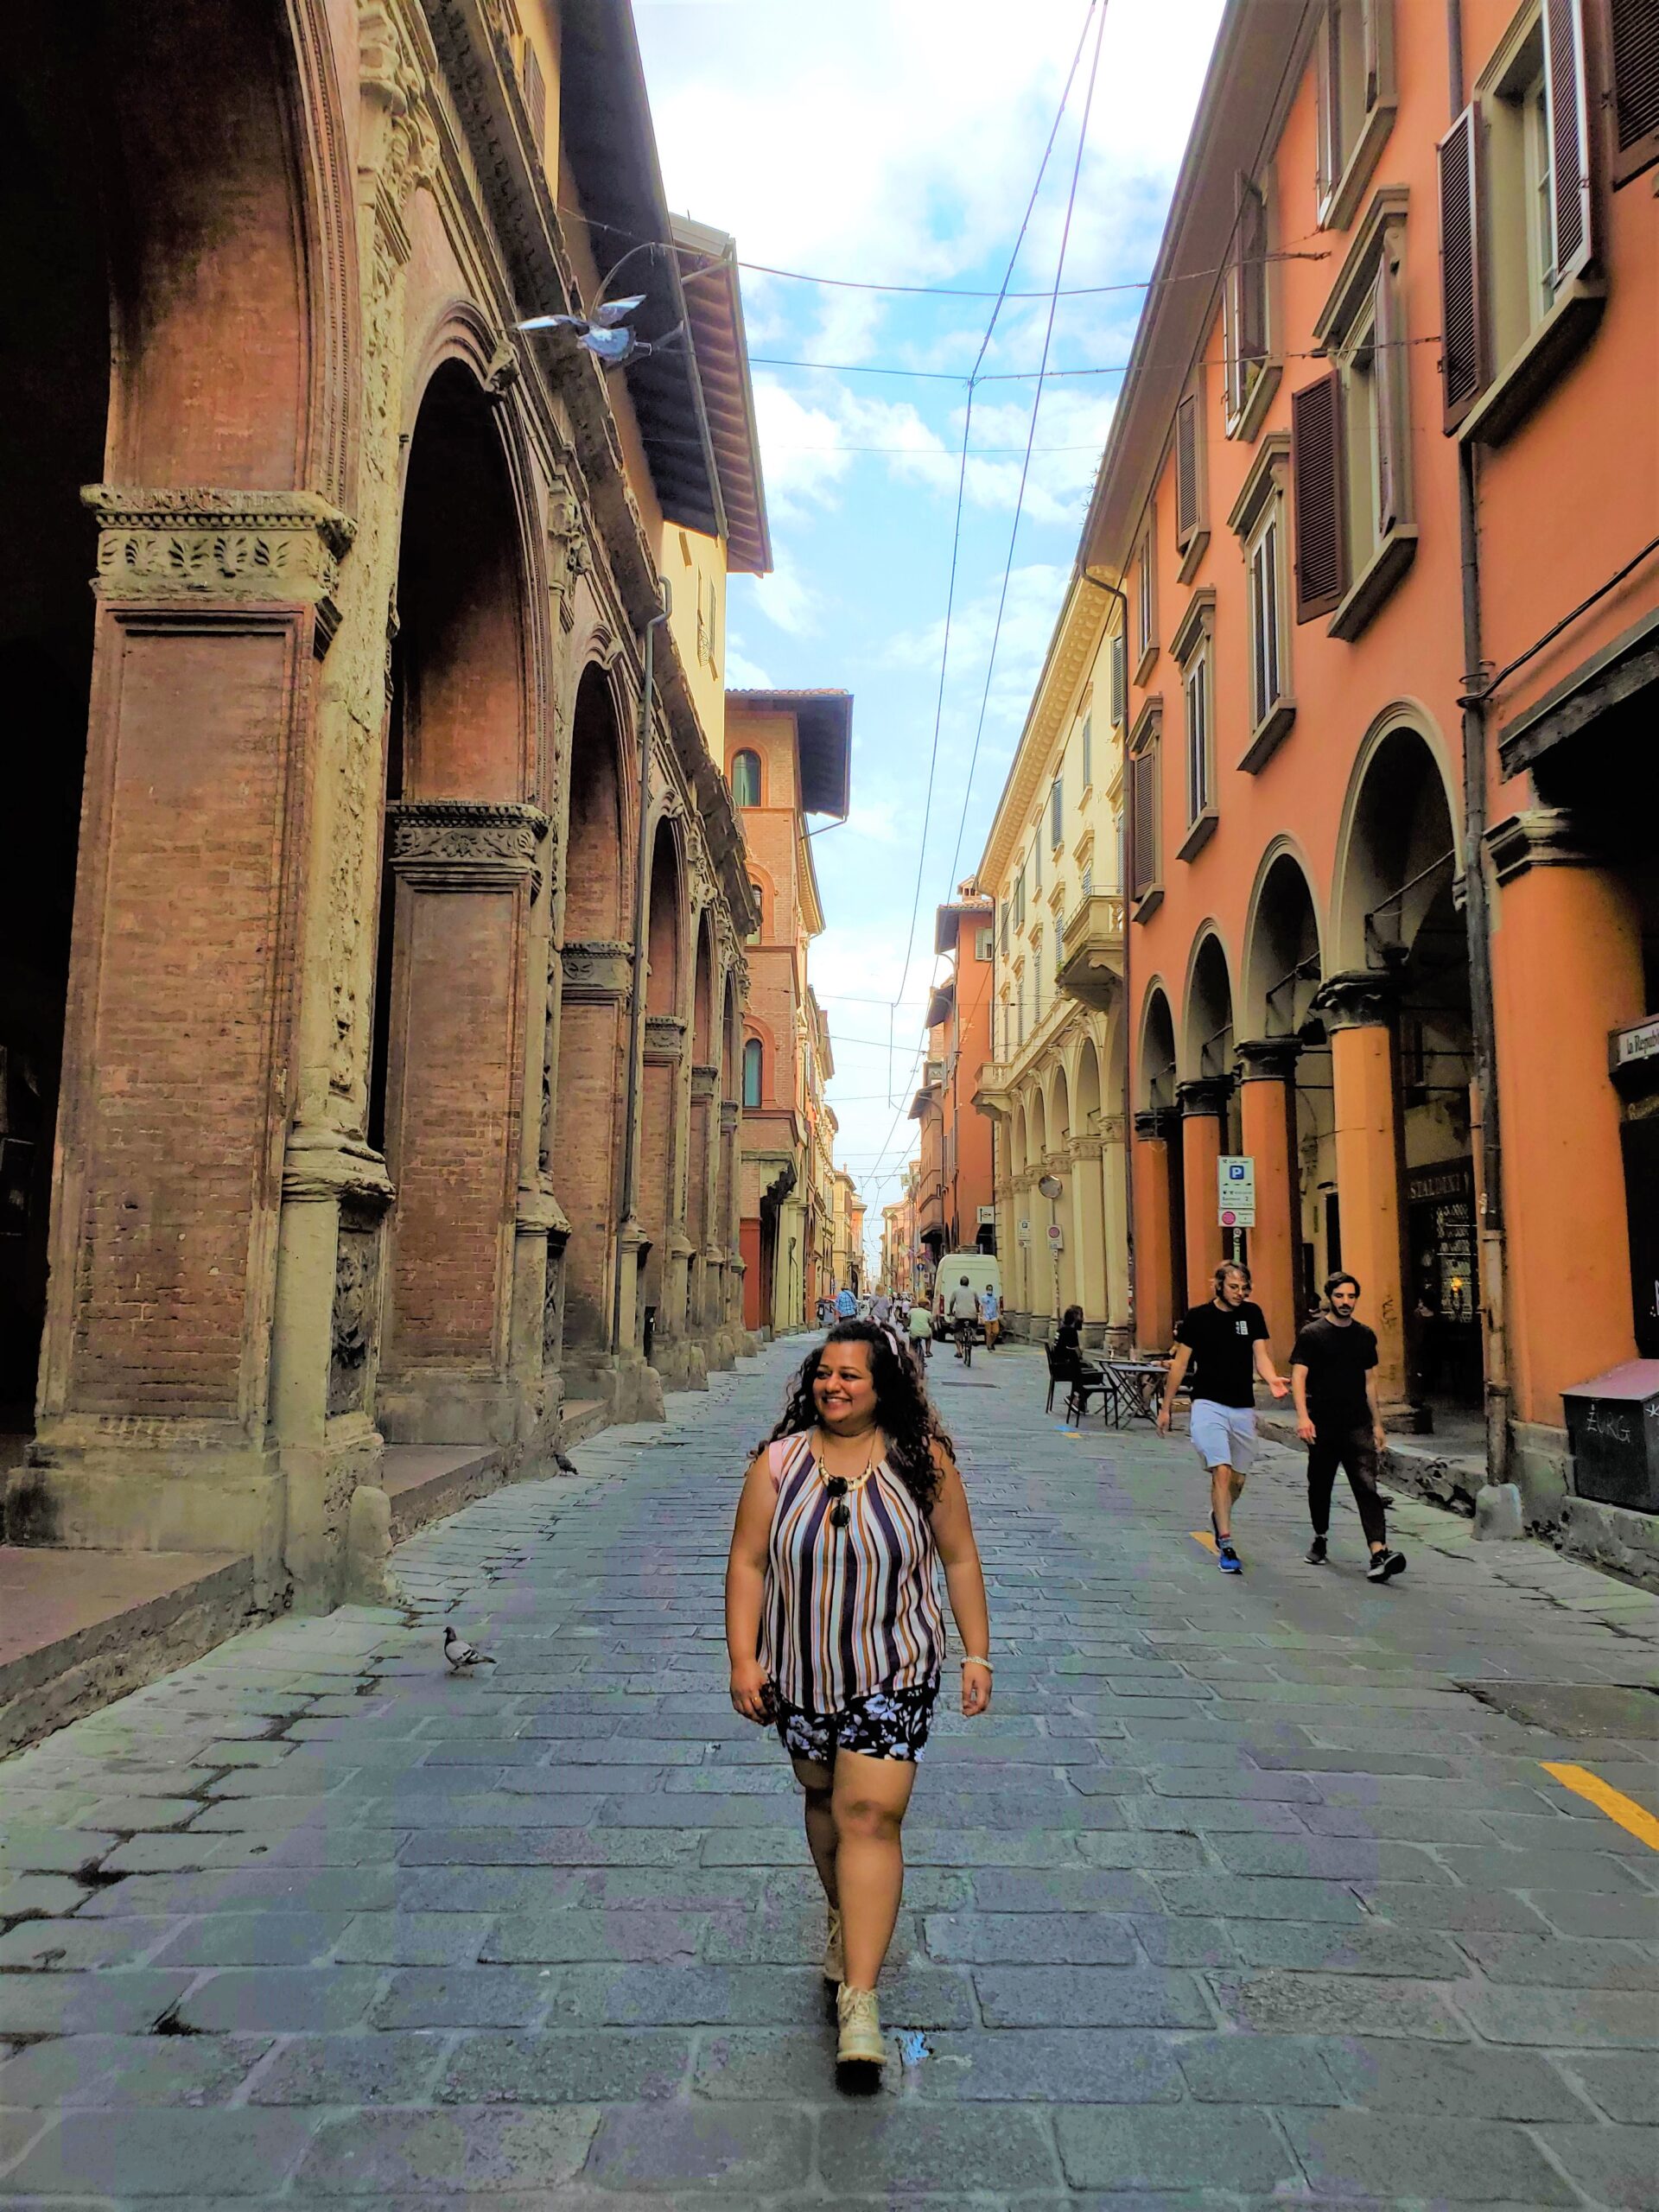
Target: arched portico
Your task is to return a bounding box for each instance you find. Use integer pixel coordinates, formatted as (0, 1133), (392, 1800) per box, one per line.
(554, 662), (634, 1376)
(1179, 932), (1238, 1298)
(1131, 984), (1184, 1348)
(1238, 848), (1327, 1345)
(14, 0), (359, 1561)
(372, 355), (544, 1449)
(639, 815), (696, 1382)
(1320, 720), (1473, 1413)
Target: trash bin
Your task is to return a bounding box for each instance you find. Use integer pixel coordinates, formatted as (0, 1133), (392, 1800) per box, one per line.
(1561, 1360), (1659, 1514)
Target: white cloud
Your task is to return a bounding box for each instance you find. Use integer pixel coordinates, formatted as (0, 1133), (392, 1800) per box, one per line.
(748, 547), (820, 637)
(724, 638), (773, 688)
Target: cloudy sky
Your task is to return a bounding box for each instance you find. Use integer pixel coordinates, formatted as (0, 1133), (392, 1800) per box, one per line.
(636, 0), (1224, 1252)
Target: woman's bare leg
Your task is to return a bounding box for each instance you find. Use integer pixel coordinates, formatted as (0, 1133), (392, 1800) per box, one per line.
(791, 1755), (838, 1905)
(831, 1749), (917, 1988)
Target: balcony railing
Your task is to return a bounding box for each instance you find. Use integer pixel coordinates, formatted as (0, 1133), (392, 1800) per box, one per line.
(1057, 893), (1126, 1011)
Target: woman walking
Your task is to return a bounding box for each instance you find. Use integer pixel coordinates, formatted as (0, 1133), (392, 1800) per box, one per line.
(724, 1321), (992, 2091)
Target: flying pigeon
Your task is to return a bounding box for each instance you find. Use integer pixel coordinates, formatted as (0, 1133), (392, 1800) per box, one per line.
(512, 295), (682, 368)
(443, 1626), (496, 1670)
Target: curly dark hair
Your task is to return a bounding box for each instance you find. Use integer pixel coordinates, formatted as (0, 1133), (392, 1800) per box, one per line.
(762, 1321), (954, 1516)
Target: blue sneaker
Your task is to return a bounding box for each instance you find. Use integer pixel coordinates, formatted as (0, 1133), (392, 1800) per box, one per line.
(1217, 1541), (1243, 1573)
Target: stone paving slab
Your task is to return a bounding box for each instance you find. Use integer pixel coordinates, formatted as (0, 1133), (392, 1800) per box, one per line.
(0, 1341), (1656, 2203)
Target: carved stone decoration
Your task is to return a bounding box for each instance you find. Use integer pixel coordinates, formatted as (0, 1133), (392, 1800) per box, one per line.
(329, 1209), (381, 1417)
(720, 1102), (740, 1134)
(483, 335), (520, 401)
(690, 1063), (719, 1101)
(645, 1014), (688, 1062)
(387, 800), (550, 893)
(1097, 1114), (1128, 1147)
(559, 939), (632, 1001)
(85, 487), (357, 642)
(546, 463), (592, 633)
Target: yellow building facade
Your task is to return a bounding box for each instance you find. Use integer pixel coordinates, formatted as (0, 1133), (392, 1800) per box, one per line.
(975, 579), (1132, 1348)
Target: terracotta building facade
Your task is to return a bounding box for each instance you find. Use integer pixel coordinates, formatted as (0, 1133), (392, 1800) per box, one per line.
(1096, 0), (1657, 1567)
(974, 582), (1133, 1348)
(1, 0), (769, 1624)
(909, 896), (998, 1277)
(727, 691), (852, 1335)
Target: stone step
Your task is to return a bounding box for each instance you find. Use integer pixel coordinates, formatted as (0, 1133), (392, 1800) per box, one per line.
(0, 1544), (256, 1757)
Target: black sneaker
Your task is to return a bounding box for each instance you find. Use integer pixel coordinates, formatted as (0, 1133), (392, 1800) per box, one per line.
(1306, 1535), (1328, 1565)
(1217, 1541), (1243, 1575)
(1367, 1548), (1407, 1582)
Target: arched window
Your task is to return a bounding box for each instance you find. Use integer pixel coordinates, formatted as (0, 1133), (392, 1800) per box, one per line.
(742, 1036), (763, 1109)
(732, 749), (761, 807)
(746, 877), (764, 944)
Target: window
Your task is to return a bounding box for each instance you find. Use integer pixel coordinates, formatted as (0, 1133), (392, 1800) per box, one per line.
(1228, 433), (1294, 768)
(1224, 175), (1281, 439)
(1315, 0), (1397, 230)
(976, 927), (994, 963)
(731, 750), (761, 807)
(1174, 378), (1209, 579)
(1014, 868), (1026, 929)
(1000, 900), (1010, 957)
(1128, 697), (1162, 907)
(1049, 776), (1064, 850)
(1171, 592), (1217, 858)
(1081, 715), (1093, 789)
(1109, 632), (1127, 730)
(1299, 190), (1415, 639)
(741, 1037), (763, 1109)
(1032, 836), (1041, 897)
(745, 877), (764, 944)
(1134, 522), (1158, 677)
(1032, 928), (1044, 1020)
(1081, 861), (1093, 897)
(1442, 0), (1601, 441)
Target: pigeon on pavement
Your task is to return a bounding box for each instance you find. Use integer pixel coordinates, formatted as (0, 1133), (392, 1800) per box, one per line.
(443, 1626), (496, 1670)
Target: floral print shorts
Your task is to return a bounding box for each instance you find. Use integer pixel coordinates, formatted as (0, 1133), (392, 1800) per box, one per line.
(773, 1679), (939, 1765)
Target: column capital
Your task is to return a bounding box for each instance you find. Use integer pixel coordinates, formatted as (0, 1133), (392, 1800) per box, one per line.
(1176, 1076), (1232, 1119)
(389, 800), (550, 895)
(1067, 1134), (1105, 1163)
(86, 484), (356, 645)
(1312, 969), (1396, 1032)
(1484, 806), (1602, 884)
(1134, 1108), (1179, 1142)
(1234, 1037), (1301, 1084)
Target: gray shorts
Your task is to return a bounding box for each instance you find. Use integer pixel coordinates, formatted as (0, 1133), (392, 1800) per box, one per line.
(1189, 1399), (1257, 1473)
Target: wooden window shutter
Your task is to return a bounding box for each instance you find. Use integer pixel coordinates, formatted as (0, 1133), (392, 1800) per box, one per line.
(1131, 743), (1159, 895)
(520, 41), (547, 161)
(1437, 106), (1485, 430)
(1371, 248), (1406, 534)
(1315, 5), (1339, 207)
(1608, 0), (1659, 184)
(1175, 394), (1200, 543)
(1238, 181), (1268, 372)
(1543, 0), (1593, 282)
(1291, 372), (1345, 621)
(1110, 632), (1127, 727)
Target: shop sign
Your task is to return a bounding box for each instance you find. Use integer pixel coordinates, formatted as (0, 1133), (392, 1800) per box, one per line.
(1018, 1217), (1031, 1244)
(1217, 1154), (1255, 1229)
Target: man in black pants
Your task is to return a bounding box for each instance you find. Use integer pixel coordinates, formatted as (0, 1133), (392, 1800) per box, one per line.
(1290, 1272), (1406, 1582)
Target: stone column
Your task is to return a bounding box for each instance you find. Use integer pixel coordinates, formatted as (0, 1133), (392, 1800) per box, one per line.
(1487, 810), (1642, 1499)
(1043, 1152), (1073, 1319)
(33, 487), (353, 1566)
(1178, 1077), (1231, 1307)
(1067, 1134), (1108, 1344)
(1313, 972), (1409, 1408)
(376, 799), (548, 1446)
(1099, 1113), (1132, 1344)
(642, 1012), (700, 1385)
(1236, 1039), (1302, 1350)
(1010, 1171), (1037, 1332)
(1131, 1109), (1179, 1352)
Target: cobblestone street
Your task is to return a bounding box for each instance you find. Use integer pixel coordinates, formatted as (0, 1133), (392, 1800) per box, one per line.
(2, 1338), (1657, 2208)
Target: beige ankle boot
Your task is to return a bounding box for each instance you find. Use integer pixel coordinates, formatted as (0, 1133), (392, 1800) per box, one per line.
(822, 1906), (844, 1986)
(835, 1983), (884, 2090)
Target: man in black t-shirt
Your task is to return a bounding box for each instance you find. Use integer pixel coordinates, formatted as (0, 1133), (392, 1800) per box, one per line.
(1157, 1262), (1288, 1573)
(1290, 1271), (1405, 1583)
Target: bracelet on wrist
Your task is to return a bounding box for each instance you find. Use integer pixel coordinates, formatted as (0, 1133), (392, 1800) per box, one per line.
(960, 1656), (993, 1669)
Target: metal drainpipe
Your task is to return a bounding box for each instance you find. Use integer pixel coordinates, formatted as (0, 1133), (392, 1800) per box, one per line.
(612, 578), (672, 1357)
(1446, 0), (1511, 1484)
(1084, 570), (1134, 1348)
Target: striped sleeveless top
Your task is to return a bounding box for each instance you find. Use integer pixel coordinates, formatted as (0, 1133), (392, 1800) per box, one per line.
(762, 1431), (946, 1715)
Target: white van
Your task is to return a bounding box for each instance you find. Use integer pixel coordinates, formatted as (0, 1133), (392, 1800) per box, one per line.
(932, 1255), (1004, 1338)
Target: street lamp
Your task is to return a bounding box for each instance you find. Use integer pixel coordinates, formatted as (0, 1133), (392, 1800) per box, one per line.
(1037, 1172), (1064, 1325)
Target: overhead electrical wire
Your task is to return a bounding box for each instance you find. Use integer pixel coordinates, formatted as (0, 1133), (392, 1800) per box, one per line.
(877, 0), (1105, 1177)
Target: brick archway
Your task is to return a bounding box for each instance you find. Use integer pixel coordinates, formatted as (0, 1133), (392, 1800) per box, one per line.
(372, 359), (543, 1445)
(639, 818), (689, 1360)
(13, 0), (358, 1548)
(556, 663), (633, 1357)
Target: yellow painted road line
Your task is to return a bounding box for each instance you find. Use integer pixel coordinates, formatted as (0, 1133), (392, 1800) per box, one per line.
(1541, 1762), (1659, 1851)
(1191, 1530), (1217, 1554)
